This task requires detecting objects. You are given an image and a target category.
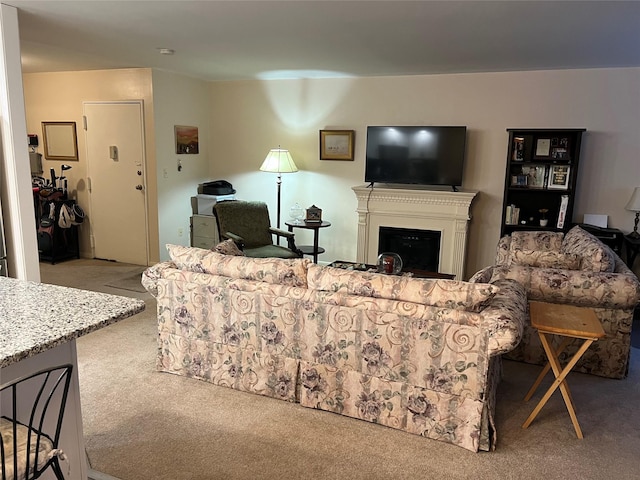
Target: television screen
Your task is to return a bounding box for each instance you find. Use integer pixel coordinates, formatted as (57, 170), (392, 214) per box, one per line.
(364, 126), (467, 187)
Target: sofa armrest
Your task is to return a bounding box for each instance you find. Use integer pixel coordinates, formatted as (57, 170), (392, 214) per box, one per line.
(481, 278), (528, 356)
(495, 236), (511, 266)
(469, 266), (493, 284)
(490, 264), (640, 310)
(142, 261), (176, 297)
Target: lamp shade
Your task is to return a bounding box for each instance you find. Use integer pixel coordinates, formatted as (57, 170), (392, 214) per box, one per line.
(260, 148), (298, 174)
(625, 187), (640, 212)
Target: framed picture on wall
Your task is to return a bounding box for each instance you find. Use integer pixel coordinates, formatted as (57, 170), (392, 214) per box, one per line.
(175, 125), (199, 154)
(42, 121), (78, 161)
(319, 130), (355, 160)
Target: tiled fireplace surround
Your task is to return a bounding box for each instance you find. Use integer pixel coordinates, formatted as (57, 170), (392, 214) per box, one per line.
(352, 185), (477, 280)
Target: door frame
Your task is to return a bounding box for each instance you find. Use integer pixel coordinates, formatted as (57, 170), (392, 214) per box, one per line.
(83, 100), (150, 265)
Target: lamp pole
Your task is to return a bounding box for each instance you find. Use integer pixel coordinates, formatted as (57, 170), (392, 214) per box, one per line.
(276, 171), (282, 230)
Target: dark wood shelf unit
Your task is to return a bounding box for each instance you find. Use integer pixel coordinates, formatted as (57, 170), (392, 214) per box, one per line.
(501, 128), (586, 237)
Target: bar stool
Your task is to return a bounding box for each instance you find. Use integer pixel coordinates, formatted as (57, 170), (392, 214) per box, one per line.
(0, 364), (73, 480)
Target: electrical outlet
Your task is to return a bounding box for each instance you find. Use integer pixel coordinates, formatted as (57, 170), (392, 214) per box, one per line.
(177, 227), (184, 237)
(163, 168), (168, 179)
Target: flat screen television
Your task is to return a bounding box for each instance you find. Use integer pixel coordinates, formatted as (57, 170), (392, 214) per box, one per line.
(364, 126), (467, 188)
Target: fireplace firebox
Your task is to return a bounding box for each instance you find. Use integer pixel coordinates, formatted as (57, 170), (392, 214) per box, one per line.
(378, 227), (441, 272)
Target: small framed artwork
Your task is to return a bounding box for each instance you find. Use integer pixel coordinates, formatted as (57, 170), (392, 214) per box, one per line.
(548, 165), (570, 189)
(175, 125), (199, 154)
(535, 138), (551, 157)
(510, 174), (528, 187)
(551, 147), (568, 160)
(524, 164), (547, 188)
(320, 129), (355, 160)
(512, 136), (525, 161)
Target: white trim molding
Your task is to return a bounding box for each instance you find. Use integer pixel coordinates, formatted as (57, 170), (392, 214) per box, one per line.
(352, 185), (477, 280)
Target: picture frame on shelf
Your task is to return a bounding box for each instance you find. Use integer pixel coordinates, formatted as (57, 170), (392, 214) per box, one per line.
(319, 129), (355, 161)
(551, 147), (568, 160)
(535, 138), (551, 157)
(510, 174), (528, 187)
(548, 165), (571, 189)
(524, 164), (547, 188)
(512, 136), (525, 161)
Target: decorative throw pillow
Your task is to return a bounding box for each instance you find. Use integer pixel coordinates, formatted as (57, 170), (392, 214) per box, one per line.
(562, 226), (615, 272)
(509, 231), (564, 252)
(212, 239), (245, 256)
(510, 249), (581, 270)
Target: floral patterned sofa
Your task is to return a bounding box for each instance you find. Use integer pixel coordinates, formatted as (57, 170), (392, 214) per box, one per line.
(142, 243), (527, 452)
(471, 226), (640, 379)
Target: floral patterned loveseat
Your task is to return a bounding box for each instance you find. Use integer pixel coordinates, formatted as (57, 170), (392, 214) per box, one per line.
(143, 244), (527, 452)
(471, 226), (640, 379)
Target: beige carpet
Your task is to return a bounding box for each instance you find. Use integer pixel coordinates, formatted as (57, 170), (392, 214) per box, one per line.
(104, 271), (147, 293)
(40, 259), (640, 480)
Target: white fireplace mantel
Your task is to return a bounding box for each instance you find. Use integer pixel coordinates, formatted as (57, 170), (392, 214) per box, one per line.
(352, 185), (478, 280)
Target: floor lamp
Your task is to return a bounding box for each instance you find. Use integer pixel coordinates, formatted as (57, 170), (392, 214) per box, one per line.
(625, 187), (640, 238)
(260, 147), (298, 231)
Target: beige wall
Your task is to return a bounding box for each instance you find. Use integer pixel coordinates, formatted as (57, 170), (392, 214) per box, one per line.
(22, 67), (640, 277)
(23, 68), (160, 263)
(151, 70), (211, 261)
(23, 68), (212, 264)
(208, 68), (640, 277)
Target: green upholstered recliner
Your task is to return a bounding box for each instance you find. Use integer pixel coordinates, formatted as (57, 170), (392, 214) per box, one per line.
(213, 200), (303, 259)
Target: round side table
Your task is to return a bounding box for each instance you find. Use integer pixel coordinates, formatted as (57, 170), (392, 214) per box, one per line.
(285, 220), (331, 263)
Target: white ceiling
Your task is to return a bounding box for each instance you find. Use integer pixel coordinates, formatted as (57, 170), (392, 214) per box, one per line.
(6, 1), (640, 82)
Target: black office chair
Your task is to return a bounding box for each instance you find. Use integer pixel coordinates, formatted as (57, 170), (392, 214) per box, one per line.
(0, 364), (73, 480)
(213, 200), (303, 258)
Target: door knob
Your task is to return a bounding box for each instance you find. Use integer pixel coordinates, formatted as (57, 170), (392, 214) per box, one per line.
(135, 184), (143, 190)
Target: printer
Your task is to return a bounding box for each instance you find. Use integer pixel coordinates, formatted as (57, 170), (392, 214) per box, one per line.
(191, 180), (236, 215)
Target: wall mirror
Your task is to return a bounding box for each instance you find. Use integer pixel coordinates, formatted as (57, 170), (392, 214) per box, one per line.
(42, 121), (78, 161)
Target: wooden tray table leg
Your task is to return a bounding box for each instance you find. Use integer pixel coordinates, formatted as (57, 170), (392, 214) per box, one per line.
(522, 332), (595, 438)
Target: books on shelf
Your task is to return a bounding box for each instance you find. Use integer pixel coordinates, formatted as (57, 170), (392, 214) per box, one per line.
(557, 195), (569, 228)
(505, 204), (520, 225)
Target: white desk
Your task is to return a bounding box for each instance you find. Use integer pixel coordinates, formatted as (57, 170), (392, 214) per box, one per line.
(0, 277), (145, 479)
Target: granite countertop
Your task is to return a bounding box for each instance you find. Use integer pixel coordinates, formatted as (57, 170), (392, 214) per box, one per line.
(0, 276), (146, 368)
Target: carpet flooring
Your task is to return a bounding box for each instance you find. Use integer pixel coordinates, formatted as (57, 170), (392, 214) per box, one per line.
(104, 271), (147, 293)
(39, 259), (640, 480)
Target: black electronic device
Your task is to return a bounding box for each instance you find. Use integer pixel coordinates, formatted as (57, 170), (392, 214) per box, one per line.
(364, 126), (467, 188)
(200, 180), (236, 195)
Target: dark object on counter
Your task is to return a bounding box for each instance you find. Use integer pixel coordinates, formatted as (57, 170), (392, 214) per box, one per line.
(201, 180), (235, 195)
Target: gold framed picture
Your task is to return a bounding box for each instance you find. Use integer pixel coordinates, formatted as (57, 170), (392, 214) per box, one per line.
(319, 130), (355, 161)
(42, 121), (78, 161)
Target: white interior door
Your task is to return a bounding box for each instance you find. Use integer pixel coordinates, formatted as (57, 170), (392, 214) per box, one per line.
(83, 101), (148, 265)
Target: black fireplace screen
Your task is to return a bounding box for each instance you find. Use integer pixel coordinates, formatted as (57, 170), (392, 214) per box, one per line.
(378, 226), (441, 272)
